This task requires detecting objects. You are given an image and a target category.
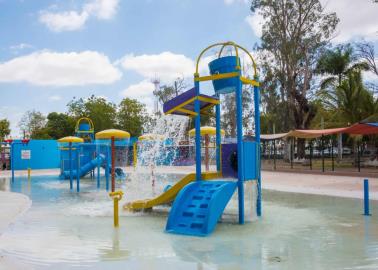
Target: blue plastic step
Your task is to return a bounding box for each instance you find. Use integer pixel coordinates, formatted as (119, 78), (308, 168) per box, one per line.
(165, 180), (237, 236)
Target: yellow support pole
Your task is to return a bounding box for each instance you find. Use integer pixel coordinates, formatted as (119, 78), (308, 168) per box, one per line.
(109, 190), (124, 227)
(27, 168), (31, 180)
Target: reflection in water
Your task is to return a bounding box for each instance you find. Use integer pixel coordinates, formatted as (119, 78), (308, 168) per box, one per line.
(0, 177), (9, 191)
(0, 176), (377, 269)
(100, 228), (130, 260)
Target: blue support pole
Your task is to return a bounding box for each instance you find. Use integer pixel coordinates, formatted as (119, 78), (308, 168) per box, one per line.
(106, 146), (110, 191)
(254, 79), (262, 217)
(69, 142), (73, 190)
(76, 148), (80, 192)
(215, 94), (221, 173)
(194, 78), (202, 181)
(364, 179), (370, 216)
(97, 151), (100, 189)
(236, 77), (244, 225)
(11, 142), (14, 183)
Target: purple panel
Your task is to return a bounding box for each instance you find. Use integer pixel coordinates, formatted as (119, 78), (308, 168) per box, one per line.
(221, 143), (238, 178)
(163, 88), (219, 116)
(163, 88), (196, 114)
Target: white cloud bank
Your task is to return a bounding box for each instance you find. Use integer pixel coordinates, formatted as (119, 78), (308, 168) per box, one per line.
(245, 14), (264, 38)
(120, 80), (156, 111)
(118, 49), (259, 109)
(39, 0), (119, 32)
(118, 51), (222, 107)
(120, 52), (195, 82)
(119, 51), (198, 111)
(246, 0), (378, 43)
(0, 50), (121, 86)
(321, 0), (378, 43)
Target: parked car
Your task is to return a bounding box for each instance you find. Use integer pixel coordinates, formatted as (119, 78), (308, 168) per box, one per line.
(323, 148), (338, 155)
(363, 148), (377, 157)
(342, 147), (352, 155)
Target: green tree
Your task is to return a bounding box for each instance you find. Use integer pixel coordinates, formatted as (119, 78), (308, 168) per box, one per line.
(31, 128), (52, 139)
(18, 110), (47, 139)
(0, 119), (10, 140)
(259, 67), (289, 133)
(251, 0), (339, 157)
(117, 98), (150, 137)
(318, 70), (378, 125)
(45, 112), (75, 139)
(316, 44), (369, 89)
(67, 95), (117, 132)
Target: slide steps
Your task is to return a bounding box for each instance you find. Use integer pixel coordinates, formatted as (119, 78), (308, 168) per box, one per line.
(166, 180), (237, 236)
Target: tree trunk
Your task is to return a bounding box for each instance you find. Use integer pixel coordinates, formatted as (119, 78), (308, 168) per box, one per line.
(297, 138), (306, 159)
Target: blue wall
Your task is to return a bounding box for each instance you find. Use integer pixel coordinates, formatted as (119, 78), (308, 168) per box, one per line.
(12, 140), (60, 170)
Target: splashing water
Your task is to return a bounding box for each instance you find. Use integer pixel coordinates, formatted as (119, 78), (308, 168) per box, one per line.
(125, 115), (190, 202)
(138, 115), (189, 168)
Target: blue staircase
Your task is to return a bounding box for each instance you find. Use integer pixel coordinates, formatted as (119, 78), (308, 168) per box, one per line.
(165, 180), (237, 236)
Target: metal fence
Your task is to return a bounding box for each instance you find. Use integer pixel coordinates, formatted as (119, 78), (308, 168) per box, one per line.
(261, 135), (378, 174)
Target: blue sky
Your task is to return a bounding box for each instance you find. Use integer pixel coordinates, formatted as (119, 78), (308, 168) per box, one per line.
(0, 0), (377, 136)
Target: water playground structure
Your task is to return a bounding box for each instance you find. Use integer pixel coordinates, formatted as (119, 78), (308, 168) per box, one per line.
(188, 126), (225, 171)
(58, 118), (129, 192)
(124, 41), (261, 236)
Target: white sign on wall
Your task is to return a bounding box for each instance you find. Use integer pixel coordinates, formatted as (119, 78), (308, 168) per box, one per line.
(21, 150), (31, 160)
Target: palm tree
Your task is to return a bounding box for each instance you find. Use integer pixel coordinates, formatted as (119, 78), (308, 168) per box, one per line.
(316, 44), (369, 90)
(318, 70), (378, 162)
(318, 70), (378, 125)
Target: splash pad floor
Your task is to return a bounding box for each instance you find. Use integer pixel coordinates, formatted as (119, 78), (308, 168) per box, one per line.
(0, 174), (378, 269)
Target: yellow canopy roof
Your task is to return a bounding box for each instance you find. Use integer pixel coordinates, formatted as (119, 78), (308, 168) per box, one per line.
(95, 129), (130, 139)
(188, 126), (225, 136)
(57, 136), (84, 143)
(138, 133), (165, 141)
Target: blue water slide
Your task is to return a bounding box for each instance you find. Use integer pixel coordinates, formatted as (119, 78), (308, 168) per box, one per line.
(63, 154), (105, 179)
(101, 166), (125, 178)
(166, 180), (237, 236)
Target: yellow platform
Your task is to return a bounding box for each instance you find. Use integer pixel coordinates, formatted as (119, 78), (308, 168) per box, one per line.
(123, 171), (220, 211)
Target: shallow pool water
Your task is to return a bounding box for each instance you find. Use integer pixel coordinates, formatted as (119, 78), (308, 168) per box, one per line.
(0, 175), (378, 270)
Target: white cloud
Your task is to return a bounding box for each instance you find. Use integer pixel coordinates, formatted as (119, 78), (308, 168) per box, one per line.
(119, 49), (258, 86)
(48, 95), (62, 101)
(84, 0), (119, 19)
(39, 11), (89, 32)
(245, 14), (264, 38)
(0, 50), (122, 86)
(321, 0), (378, 43)
(120, 80), (156, 111)
(120, 52), (195, 82)
(224, 0), (248, 5)
(245, 0), (377, 43)
(10, 43), (33, 52)
(39, 0), (119, 32)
